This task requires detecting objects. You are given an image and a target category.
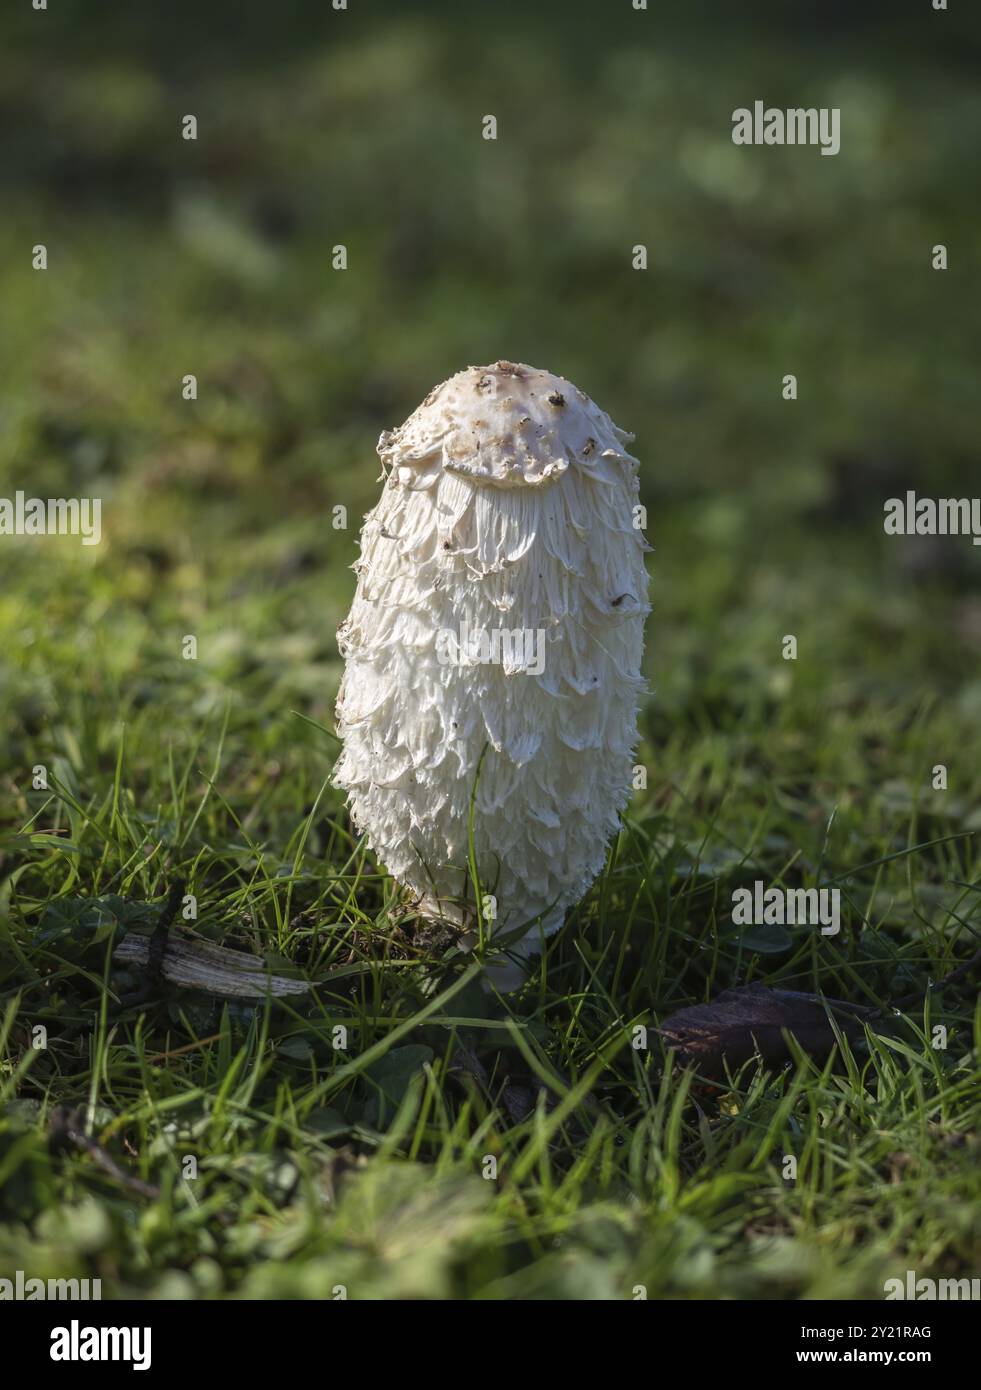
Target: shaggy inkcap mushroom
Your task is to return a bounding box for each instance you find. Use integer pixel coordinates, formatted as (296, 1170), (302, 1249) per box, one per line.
(333, 361), (650, 986)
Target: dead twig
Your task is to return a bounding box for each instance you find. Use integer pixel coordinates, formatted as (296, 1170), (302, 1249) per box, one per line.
(888, 947), (981, 1014)
(48, 1105), (161, 1201)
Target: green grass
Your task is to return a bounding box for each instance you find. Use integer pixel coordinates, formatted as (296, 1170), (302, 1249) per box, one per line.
(1, 2), (980, 1300)
(1, 574), (978, 1297)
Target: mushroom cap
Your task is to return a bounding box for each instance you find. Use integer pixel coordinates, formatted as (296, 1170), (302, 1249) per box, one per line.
(378, 360), (638, 490)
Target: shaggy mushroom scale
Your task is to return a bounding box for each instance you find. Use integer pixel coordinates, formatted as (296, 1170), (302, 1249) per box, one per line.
(333, 361), (650, 984)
